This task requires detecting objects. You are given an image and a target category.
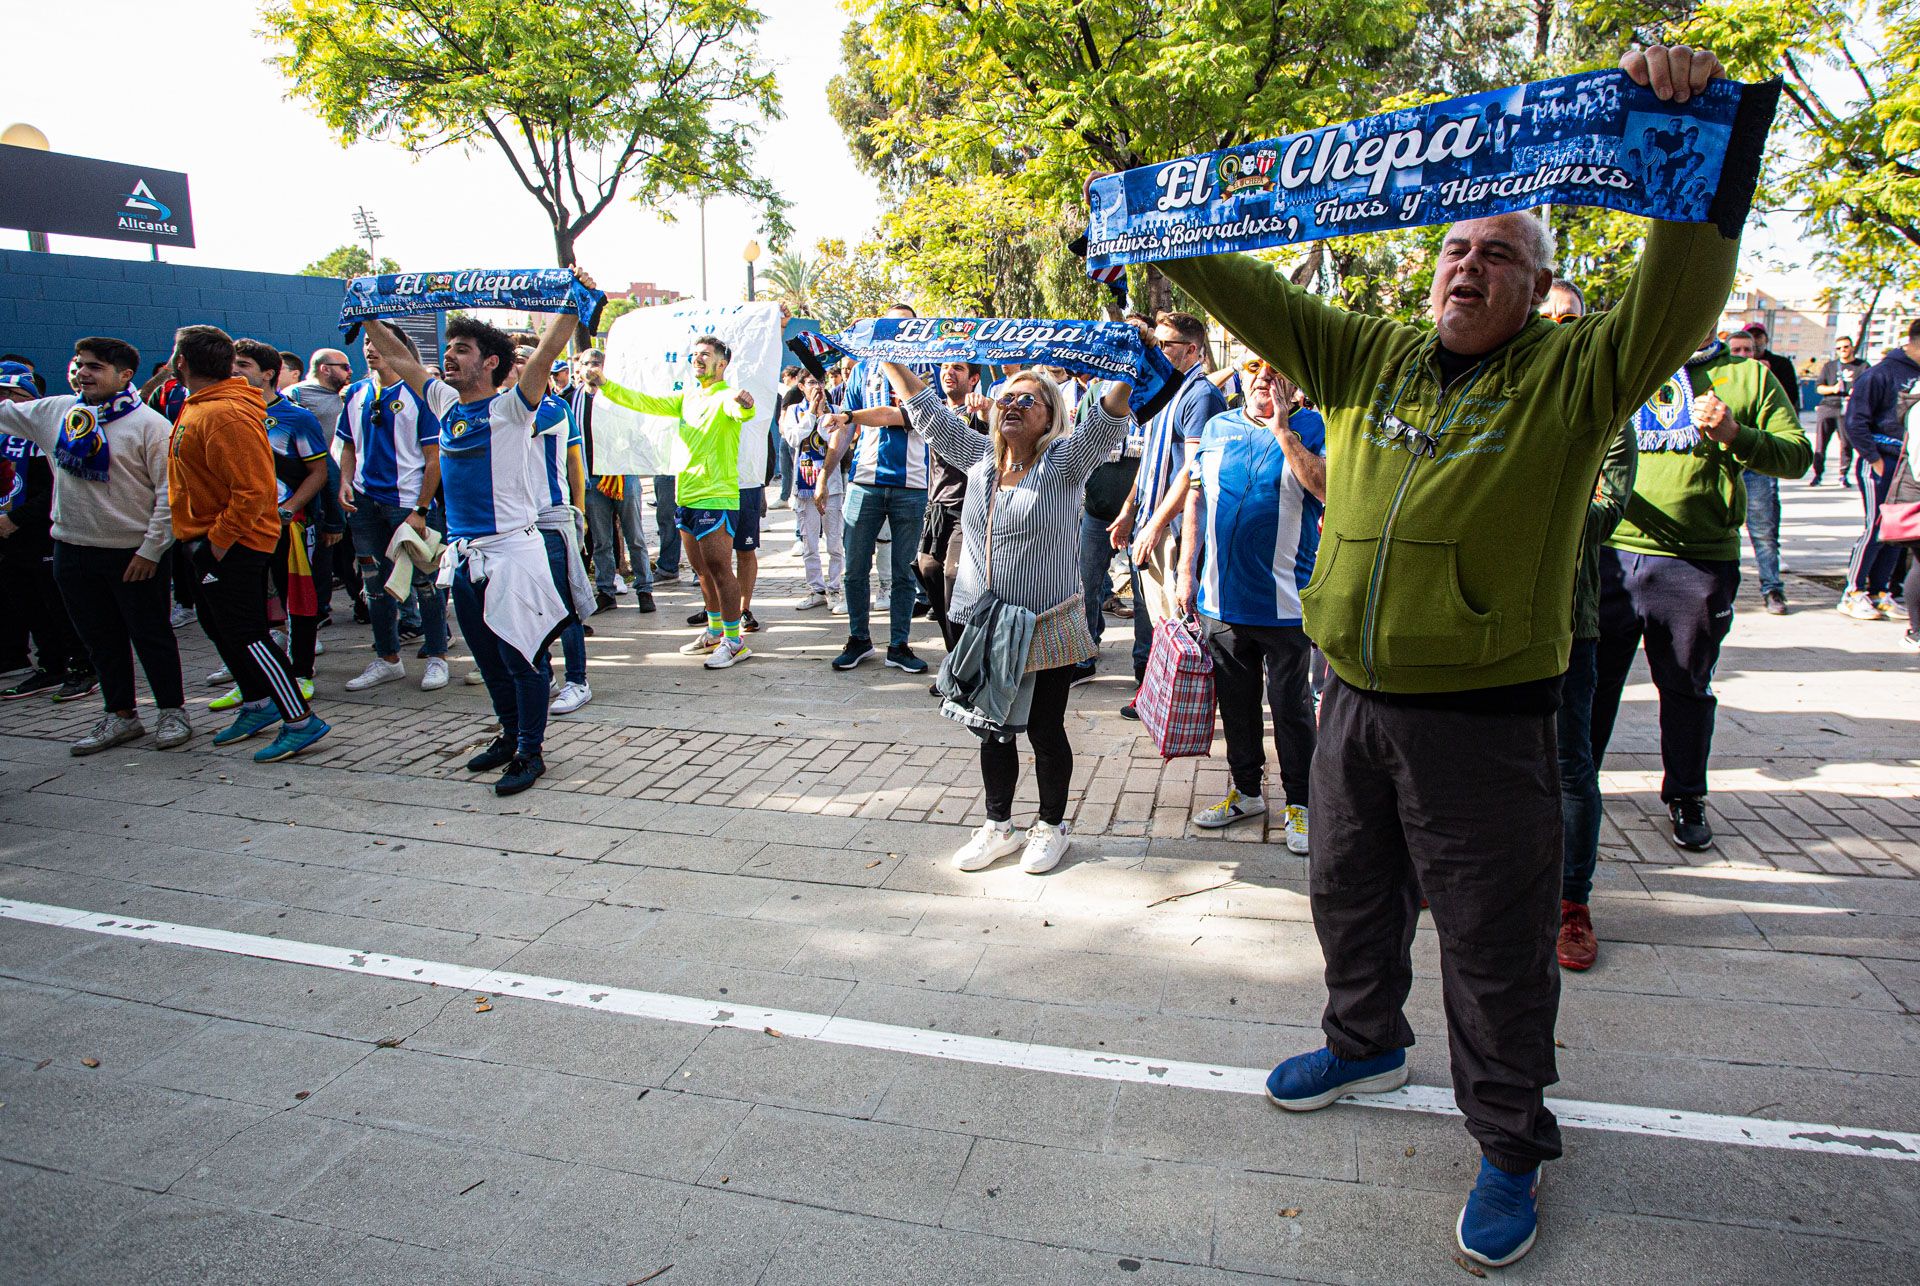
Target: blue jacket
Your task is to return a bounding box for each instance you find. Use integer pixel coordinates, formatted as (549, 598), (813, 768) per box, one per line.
(1843, 346), (1920, 463)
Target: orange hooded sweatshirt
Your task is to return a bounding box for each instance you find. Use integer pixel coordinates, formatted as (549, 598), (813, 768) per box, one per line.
(169, 376), (281, 554)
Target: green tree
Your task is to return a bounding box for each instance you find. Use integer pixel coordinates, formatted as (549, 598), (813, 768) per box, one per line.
(809, 237), (906, 331)
(261, 0), (787, 268)
(300, 244), (400, 278)
(759, 249), (820, 318)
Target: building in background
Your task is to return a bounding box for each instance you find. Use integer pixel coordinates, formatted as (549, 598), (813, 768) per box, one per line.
(606, 281), (687, 308)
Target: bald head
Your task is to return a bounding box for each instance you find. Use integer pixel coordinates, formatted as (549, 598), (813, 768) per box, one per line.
(307, 348), (352, 391)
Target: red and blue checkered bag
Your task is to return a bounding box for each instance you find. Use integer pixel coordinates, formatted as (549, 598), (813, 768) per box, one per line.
(1136, 617), (1215, 758)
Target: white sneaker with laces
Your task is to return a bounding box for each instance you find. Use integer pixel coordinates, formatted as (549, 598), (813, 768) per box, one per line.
(789, 539), (805, 557)
(827, 594), (847, 616)
(680, 631), (725, 655)
(1193, 788), (1265, 829)
(1020, 820), (1070, 875)
(1870, 591), (1898, 619)
(551, 680), (594, 713)
(465, 668), (486, 685)
(796, 591), (828, 610)
(154, 707), (193, 749)
(1284, 804), (1311, 854)
(346, 657), (407, 691)
(703, 637), (750, 669)
(72, 712), (145, 757)
(313, 638), (326, 656)
(169, 604), (196, 629)
(1838, 590), (1883, 621)
(613, 573), (631, 596)
(206, 665), (232, 685)
(420, 657), (450, 690)
(953, 820), (1023, 871)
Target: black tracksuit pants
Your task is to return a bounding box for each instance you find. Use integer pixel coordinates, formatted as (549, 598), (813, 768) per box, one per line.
(187, 540), (311, 723)
(1591, 548), (1738, 802)
(1311, 675), (1564, 1173)
(1200, 615), (1314, 805)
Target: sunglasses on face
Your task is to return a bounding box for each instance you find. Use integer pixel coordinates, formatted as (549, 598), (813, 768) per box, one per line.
(996, 392), (1041, 411)
(1239, 357), (1272, 377)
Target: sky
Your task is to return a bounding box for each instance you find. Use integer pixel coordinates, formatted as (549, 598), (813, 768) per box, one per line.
(2, 0), (1826, 303)
(0, 0), (884, 299)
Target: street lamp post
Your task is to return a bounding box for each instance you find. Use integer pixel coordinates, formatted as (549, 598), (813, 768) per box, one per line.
(1, 122), (51, 252)
(351, 207), (383, 271)
(743, 239), (761, 302)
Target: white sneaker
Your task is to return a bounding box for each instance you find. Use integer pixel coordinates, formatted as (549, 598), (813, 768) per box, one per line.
(1871, 592), (1898, 619)
(1284, 804), (1310, 855)
(313, 638), (326, 656)
(679, 630), (725, 656)
(1020, 820), (1070, 875)
(464, 668), (486, 685)
(346, 657), (407, 691)
(205, 665), (231, 685)
(953, 820), (1023, 871)
(796, 591), (828, 610)
(613, 573), (631, 596)
(827, 594), (847, 616)
(72, 712), (145, 757)
(551, 680), (593, 713)
(154, 707), (193, 749)
(703, 637), (751, 669)
(1838, 590), (1884, 621)
(169, 604), (196, 629)
(1193, 788), (1266, 829)
(420, 657), (450, 690)
(789, 539), (806, 557)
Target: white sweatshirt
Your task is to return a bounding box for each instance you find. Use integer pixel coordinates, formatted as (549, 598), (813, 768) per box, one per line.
(0, 395), (174, 560)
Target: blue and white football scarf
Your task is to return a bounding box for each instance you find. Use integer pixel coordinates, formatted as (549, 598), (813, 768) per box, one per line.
(56, 387), (140, 481)
(338, 268), (606, 341)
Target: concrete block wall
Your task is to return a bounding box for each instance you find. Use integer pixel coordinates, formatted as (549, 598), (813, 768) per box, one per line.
(0, 249), (348, 386)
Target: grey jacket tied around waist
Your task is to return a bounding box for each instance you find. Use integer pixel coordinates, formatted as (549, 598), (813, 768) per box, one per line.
(936, 594), (1036, 740)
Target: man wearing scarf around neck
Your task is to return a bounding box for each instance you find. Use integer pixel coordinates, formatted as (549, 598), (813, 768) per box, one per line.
(1591, 330), (1807, 853)
(0, 342), (187, 753)
(168, 325), (331, 763)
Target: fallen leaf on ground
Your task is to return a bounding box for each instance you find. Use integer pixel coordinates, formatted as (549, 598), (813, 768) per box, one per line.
(294, 1091), (310, 1100)
(1452, 1255), (1487, 1277)
(474, 998), (493, 1013)
(80, 1057), (100, 1068)
(627, 1267), (673, 1285)
(1405, 1146), (1416, 1157)
(34, 1059), (50, 1071)
(763, 1027), (783, 1038)
(1553, 1038), (1565, 1048)
(1278, 1208), (1301, 1218)
(865, 860), (883, 869)
(375, 1036), (406, 1048)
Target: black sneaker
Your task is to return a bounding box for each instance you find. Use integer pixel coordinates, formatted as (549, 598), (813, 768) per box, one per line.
(397, 624), (425, 643)
(742, 610), (761, 633)
(595, 590), (616, 614)
(832, 636), (876, 670)
(911, 601), (931, 619)
(1120, 701), (1141, 721)
(1668, 796), (1713, 851)
(495, 753), (546, 796)
(1068, 660), (1097, 687)
(635, 592), (656, 614)
(686, 609), (708, 626)
(465, 735), (514, 773)
(54, 673), (98, 703)
(1763, 590), (1788, 616)
(1, 670), (63, 700)
(929, 682), (942, 698)
(885, 644), (928, 674)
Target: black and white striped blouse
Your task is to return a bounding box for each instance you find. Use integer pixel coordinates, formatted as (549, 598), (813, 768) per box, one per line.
(904, 386), (1128, 625)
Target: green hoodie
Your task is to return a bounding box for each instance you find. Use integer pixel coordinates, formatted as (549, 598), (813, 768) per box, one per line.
(1160, 221), (1737, 694)
(1607, 347), (1809, 561)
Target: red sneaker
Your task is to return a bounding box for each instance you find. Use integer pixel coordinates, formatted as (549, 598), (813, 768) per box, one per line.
(1557, 899), (1597, 971)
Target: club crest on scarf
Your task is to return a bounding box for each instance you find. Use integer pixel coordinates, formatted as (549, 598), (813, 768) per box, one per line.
(56, 387), (138, 481)
(1634, 368), (1700, 452)
(337, 268), (606, 342)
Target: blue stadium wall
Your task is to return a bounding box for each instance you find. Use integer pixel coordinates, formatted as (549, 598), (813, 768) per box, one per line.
(0, 249), (348, 384)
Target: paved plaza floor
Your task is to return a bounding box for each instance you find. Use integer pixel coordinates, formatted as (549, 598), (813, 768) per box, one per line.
(2, 476), (1916, 1283)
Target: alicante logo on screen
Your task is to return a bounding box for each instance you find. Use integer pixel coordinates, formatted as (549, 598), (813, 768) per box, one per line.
(118, 179), (178, 236)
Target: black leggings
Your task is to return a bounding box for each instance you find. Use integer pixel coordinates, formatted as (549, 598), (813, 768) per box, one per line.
(981, 663), (1075, 825)
(1906, 551), (1920, 634)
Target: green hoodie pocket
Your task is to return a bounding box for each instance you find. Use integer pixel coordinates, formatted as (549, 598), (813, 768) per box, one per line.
(1373, 538), (1501, 669)
(1299, 531), (1373, 662)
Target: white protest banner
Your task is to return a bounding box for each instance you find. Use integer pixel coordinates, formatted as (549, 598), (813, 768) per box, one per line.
(592, 299), (785, 476)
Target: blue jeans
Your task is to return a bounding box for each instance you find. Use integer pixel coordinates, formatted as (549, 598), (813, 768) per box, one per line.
(1558, 638), (1602, 904)
(652, 476), (680, 575)
(772, 427), (793, 503)
(539, 528), (588, 685)
(451, 560), (548, 756)
(345, 493), (448, 659)
(1129, 558), (1153, 681)
(844, 482), (926, 646)
(1079, 510), (1113, 646)
(1742, 470), (1782, 596)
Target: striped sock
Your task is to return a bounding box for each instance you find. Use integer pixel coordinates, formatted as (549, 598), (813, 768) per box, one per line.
(724, 618), (741, 640)
(707, 612), (723, 634)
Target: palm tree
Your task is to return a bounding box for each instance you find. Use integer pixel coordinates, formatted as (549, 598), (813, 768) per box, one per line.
(760, 250), (817, 318)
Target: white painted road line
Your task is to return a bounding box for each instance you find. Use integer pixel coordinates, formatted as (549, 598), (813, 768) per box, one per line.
(5, 896), (1917, 1164)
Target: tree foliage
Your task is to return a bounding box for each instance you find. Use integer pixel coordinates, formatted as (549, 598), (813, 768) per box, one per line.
(300, 244), (400, 278)
(261, 0), (786, 267)
(807, 238), (907, 331)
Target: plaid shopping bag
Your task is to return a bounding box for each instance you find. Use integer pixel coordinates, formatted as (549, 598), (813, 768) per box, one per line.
(1136, 616), (1215, 758)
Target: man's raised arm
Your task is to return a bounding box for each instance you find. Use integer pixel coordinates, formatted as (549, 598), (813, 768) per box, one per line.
(518, 270), (591, 409)
(364, 321), (431, 399)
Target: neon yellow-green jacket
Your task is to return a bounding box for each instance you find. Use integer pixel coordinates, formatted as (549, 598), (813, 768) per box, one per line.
(1160, 221), (1738, 694)
(598, 375), (749, 511)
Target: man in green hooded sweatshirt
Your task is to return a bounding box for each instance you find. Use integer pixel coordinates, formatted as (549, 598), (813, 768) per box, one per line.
(1151, 43), (1743, 1268)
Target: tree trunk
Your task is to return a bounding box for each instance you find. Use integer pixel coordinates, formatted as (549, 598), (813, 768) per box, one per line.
(1533, 0), (1551, 60)
(1145, 263), (1173, 317)
(1857, 284), (1882, 352)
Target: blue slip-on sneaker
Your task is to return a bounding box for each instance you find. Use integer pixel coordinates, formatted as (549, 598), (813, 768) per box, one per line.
(1265, 1046), (1408, 1111)
(1457, 1158), (1540, 1267)
(212, 706), (282, 746)
(253, 717), (331, 763)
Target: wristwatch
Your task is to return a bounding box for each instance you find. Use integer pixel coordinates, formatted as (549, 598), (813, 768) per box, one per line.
(413, 505), (431, 518)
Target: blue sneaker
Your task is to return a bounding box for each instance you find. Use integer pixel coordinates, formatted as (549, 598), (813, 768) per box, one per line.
(1457, 1158), (1540, 1267)
(211, 706), (281, 746)
(1265, 1046), (1408, 1111)
(252, 717), (331, 763)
